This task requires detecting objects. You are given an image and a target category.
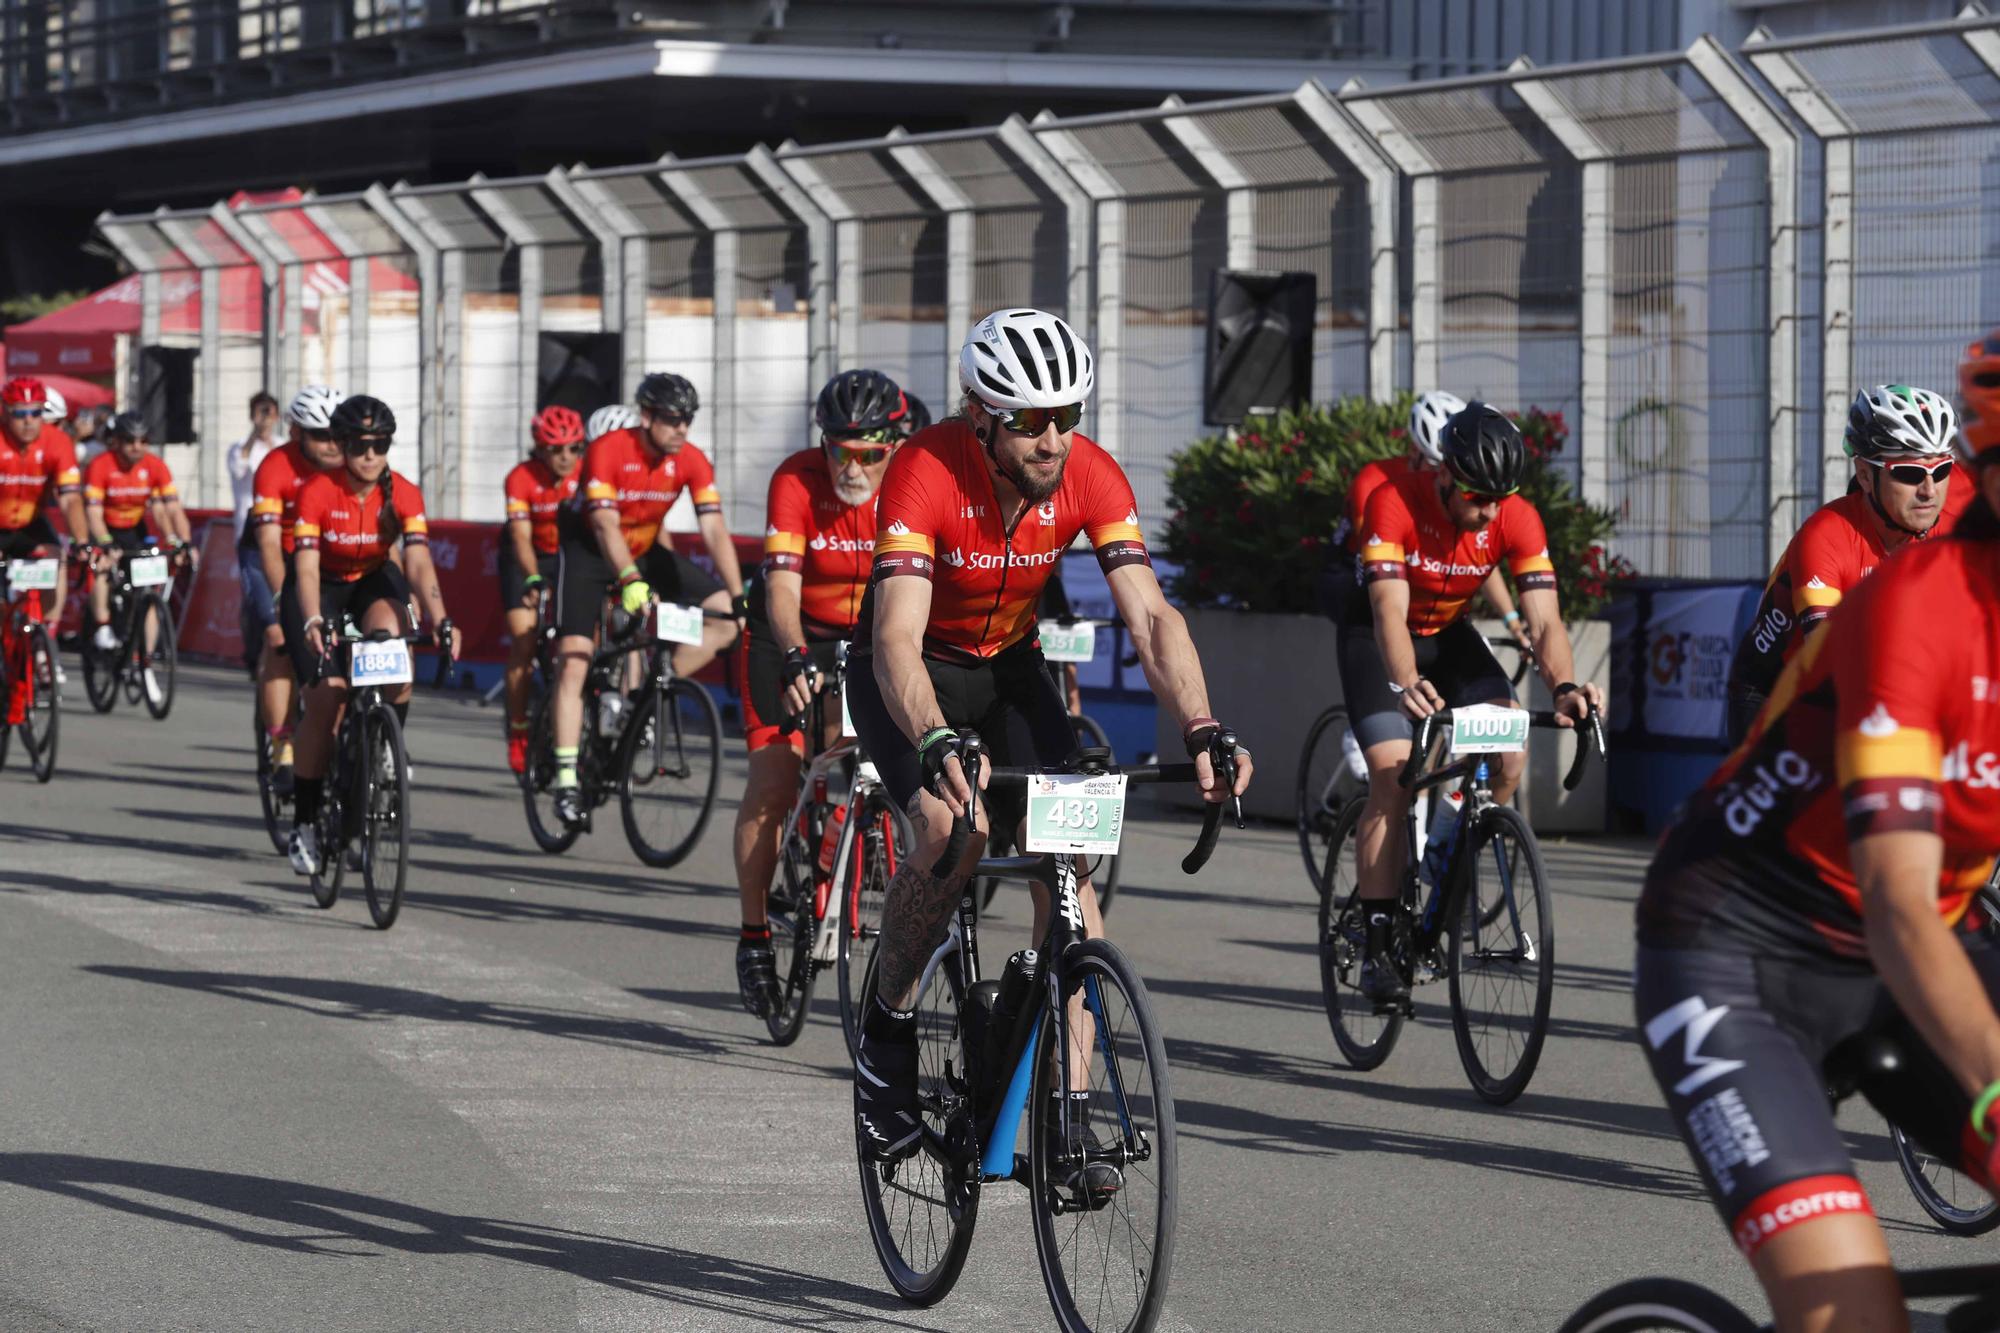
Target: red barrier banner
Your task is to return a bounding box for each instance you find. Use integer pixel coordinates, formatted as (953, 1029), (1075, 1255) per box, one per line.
(174, 508), (760, 683)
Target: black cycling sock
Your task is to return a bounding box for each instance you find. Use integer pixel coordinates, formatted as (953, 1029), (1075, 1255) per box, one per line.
(864, 994), (915, 1037)
(393, 700), (410, 729)
(740, 923), (771, 946)
(294, 776), (324, 822)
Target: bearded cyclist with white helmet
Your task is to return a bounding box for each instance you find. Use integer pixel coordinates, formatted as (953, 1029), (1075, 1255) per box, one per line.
(844, 308), (1252, 1172)
(1725, 385), (1967, 744)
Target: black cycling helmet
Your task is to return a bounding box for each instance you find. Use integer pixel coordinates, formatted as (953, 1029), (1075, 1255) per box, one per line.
(1437, 401), (1526, 496)
(898, 390), (932, 439)
(329, 394), (396, 442)
(635, 373), (699, 418)
(106, 410), (149, 442)
(814, 369), (906, 437)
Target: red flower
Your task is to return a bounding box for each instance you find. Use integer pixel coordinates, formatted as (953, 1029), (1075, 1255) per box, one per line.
(1298, 534), (1321, 550)
(1236, 501), (1254, 522)
(1296, 469), (1315, 487)
(1389, 426), (1407, 440)
(1281, 444), (1296, 456)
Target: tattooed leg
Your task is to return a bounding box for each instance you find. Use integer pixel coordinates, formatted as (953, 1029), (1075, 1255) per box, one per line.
(874, 787), (981, 1010)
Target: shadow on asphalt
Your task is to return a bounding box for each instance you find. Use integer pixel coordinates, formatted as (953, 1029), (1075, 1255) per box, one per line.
(82, 965), (734, 1060)
(405, 877), (738, 940)
(0, 1153), (925, 1327)
(1, 867), (295, 919)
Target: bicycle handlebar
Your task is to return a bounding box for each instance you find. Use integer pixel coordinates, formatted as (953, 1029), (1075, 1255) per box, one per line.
(1399, 706), (1607, 793)
(928, 729), (1244, 878)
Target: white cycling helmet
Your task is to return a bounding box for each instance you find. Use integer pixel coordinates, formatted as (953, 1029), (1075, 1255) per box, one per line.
(40, 387), (67, 423)
(287, 385), (345, 431)
(958, 308), (1094, 410)
(1845, 384), (1957, 460)
(587, 404), (640, 442)
(1409, 390), (1466, 465)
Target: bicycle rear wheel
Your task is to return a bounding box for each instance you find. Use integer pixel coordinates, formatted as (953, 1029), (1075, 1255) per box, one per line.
(1030, 938), (1177, 1333)
(1447, 805), (1554, 1105)
(360, 705), (411, 930)
(82, 629), (118, 713)
(765, 812), (821, 1045)
(309, 769), (345, 910)
(136, 592), (175, 720)
(1296, 705), (1358, 896)
(254, 710), (291, 854)
(618, 676), (722, 868)
(1891, 1125), (2000, 1235)
(1318, 797), (1404, 1070)
(1555, 1277), (1758, 1333)
(856, 937), (978, 1306)
(520, 690), (581, 854)
(20, 622), (58, 783)
(839, 791), (901, 1061)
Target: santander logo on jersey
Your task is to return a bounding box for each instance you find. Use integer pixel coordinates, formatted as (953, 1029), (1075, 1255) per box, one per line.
(1941, 741), (2000, 789)
(808, 532), (870, 554)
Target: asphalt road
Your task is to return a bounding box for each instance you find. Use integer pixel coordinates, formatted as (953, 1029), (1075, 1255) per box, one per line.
(0, 663), (1982, 1332)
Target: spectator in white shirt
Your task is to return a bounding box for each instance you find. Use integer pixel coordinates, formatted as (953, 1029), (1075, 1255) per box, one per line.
(229, 391), (283, 673)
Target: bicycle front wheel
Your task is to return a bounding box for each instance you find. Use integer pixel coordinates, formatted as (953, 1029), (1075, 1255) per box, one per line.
(1030, 938), (1177, 1333)
(360, 705), (411, 930)
(839, 791), (902, 1061)
(20, 622), (58, 783)
(1891, 1125), (2000, 1235)
(1318, 797), (1404, 1070)
(82, 628), (118, 712)
(1295, 705), (1357, 896)
(520, 690), (582, 854)
(1555, 1277), (1758, 1333)
(1447, 805), (1554, 1105)
(136, 592), (175, 720)
(856, 937), (978, 1306)
(618, 677), (722, 868)
(765, 819), (820, 1046)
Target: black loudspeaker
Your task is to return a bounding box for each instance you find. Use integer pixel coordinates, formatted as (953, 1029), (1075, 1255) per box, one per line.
(137, 345), (197, 443)
(1204, 269), (1316, 427)
(538, 332), (624, 414)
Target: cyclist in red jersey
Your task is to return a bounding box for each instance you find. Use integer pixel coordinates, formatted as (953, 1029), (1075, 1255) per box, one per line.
(1340, 402), (1603, 1005)
(82, 414), (196, 681)
(499, 405), (584, 774)
(731, 369), (906, 1017)
(1726, 385), (1965, 743)
(281, 397), (456, 876)
(247, 386), (346, 789)
(845, 309), (1252, 1173)
(1, 379), (89, 643)
(1630, 341), (2000, 1333)
(547, 372), (742, 827)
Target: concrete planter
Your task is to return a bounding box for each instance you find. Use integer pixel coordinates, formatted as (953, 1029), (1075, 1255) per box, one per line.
(1161, 608), (1611, 834)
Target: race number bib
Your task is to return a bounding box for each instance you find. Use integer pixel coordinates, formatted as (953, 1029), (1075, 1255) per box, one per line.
(1025, 772), (1127, 856)
(653, 602), (705, 646)
(349, 639), (414, 687)
(7, 559), (57, 591)
(1449, 704), (1529, 754)
(1041, 621), (1096, 664)
(128, 554), (170, 588)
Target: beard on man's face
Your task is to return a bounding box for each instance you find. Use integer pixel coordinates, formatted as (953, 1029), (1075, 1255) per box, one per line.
(1011, 451), (1067, 503)
(834, 472), (877, 506)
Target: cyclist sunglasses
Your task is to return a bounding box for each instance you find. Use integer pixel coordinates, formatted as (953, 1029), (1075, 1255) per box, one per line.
(1456, 483), (1517, 505)
(343, 437), (393, 458)
(5, 407), (42, 419)
(1866, 456), (1953, 486)
(542, 443), (584, 456)
(649, 412), (693, 428)
(983, 401), (1084, 435)
(823, 430), (898, 464)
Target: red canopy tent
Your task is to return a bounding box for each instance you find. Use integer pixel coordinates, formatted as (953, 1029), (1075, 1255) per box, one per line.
(3, 189), (418, 379)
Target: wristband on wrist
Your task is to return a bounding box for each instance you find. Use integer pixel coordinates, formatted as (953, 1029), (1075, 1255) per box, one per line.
(303, 615), (325, 632)
(523, 573), (544, 589)
(617, 564), (639, 585)
(1182, 715), (1221, 757)
(915, 726), (956, 756)
(1504, 610), (1521, 626)
(1552, 681), (1580, 700)
(1972, 1079), (2000, 1145)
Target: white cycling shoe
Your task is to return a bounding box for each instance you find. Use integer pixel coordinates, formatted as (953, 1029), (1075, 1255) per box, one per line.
(287, 825), (323, 877)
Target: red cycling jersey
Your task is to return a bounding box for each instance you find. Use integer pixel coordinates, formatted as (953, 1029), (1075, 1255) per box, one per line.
(1643, 533), (2000, 959)
(85, 450), (177, 530)
(1727, 485), (1974, 707)
(574, 429), (722, 558)
(292, 470), (429, 583)
(248, 442), (331, 555)
(1357, 469), (1555, 636)
(503, 457), (578, 556)
(759, 447), (878, 639)
(1346, 455), (1415, 554)
(0, 427), (80, 532)
(865, 420), (1149, 663)
(34, 427), (79, 510)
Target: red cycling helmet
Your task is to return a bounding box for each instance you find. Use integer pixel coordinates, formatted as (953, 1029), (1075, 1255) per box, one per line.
(1960, 331), (2000, 463)
(1, 377), (47, 409)
(531, 404), (586, 450)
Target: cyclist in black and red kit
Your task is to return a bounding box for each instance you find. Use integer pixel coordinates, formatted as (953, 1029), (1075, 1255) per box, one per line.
(1632, 338), (2000, 1333)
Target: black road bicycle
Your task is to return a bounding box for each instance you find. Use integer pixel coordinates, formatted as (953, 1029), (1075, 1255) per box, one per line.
(1317, 705), (1603, 1105)
(520, 602), (726, 868)
(303, 628), (439, 929)
(857, 733), (1242, 1333)
(82, 541), (177, 720)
